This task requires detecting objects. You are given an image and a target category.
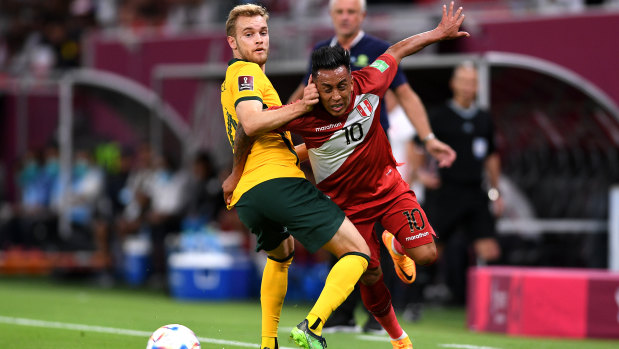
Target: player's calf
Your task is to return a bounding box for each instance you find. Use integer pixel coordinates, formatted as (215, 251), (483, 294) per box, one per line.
(359, 265), (383, 285)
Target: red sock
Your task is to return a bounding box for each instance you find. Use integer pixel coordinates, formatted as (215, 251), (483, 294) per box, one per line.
(359, 276), (404, 339)
(375, 307), (401, 340)
(393, 236), (406, 256)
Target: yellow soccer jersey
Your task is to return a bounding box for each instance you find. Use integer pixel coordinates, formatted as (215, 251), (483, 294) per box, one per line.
(221, 58), (305, 207)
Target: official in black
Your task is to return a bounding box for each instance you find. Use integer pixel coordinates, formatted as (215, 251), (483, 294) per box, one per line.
(413, 61), (502, 305)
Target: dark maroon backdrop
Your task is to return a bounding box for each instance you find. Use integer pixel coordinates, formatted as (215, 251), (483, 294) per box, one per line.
(459, 11), (619, 110)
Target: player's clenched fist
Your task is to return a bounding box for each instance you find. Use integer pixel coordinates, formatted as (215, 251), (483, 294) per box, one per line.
(301, 75), (319, 111)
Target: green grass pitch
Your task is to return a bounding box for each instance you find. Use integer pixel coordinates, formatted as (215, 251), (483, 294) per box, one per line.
(0, 276), (617, 349)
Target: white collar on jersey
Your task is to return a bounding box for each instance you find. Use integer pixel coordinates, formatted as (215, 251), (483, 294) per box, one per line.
(449, 99), (479, 120)
(330, 30), (365, 49)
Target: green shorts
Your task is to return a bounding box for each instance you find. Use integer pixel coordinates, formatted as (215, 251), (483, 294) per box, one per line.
(235, 177), (345, 253)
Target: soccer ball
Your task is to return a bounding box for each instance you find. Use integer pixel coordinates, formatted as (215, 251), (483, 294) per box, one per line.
(146, 324), (201, 349)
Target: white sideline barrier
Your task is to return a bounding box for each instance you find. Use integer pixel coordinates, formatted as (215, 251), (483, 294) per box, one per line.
(495, 183), (618, 272)
(497, 218), (607, 235)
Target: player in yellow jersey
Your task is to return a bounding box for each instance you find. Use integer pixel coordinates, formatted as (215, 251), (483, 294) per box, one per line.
(221, 5), (371, 349)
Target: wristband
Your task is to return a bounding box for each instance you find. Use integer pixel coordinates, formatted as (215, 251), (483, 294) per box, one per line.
(422, 132), (436, 144)
(488, 187), (500, 201)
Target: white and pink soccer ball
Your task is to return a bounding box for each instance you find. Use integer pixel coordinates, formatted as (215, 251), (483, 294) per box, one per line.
(146, 324), (201, 349)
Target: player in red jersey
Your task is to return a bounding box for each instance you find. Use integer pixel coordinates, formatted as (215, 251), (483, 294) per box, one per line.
(225, 3), (468, 348)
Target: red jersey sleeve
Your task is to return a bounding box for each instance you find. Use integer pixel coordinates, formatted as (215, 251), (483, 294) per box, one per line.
(352, 53), (398, 97)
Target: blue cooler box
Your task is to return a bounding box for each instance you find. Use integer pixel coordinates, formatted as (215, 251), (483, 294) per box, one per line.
(168, 252), (253, 300)
(122, 236), (151, 285)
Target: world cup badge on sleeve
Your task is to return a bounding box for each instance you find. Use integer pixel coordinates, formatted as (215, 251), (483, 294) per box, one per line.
(238, 76), (254, 91)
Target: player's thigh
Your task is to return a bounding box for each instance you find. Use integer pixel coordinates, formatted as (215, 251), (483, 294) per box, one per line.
(381, 194), (436, 251)
(323, 218), (373, 262)
(241, 177), (345, 254)
(235, 187), (290, 252)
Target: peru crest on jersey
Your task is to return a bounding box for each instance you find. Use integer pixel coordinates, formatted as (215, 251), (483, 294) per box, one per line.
(356, 99), (374, 117)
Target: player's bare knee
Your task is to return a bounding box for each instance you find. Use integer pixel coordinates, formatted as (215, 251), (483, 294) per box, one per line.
(339, 218), (370, 255)
(420, 247), (438, 265)
(339, 239), (370, 257)
(408, 243), (437, 266)
(360, 266), (382, 285)
(355, 238), (370, 256)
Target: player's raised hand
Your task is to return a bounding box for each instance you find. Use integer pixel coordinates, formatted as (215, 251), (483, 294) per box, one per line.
(436, 1), (469, 40)
(301, 75), (319, 112)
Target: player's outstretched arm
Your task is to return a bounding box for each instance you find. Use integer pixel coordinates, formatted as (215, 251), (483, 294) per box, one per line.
(385, 1), (469, 64)
(236, 79), (319, 136)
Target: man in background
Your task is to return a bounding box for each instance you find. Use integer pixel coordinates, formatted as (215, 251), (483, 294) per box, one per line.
(413, 61), (503, 306)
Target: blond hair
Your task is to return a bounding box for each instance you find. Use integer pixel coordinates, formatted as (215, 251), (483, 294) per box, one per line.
(226, 4), (269, 37)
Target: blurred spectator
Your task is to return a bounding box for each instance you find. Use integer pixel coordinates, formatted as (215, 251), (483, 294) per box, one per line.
(93, 146), (134, 272)
(147, 153), (189, 224)
(115, 142), (155, 239)
(0, 0), (96, 76)
(164, 0), (218, 32)
(17, 150), (48, 214)
(143, 152), (189, 284)
(184, 151), (224, 226)
(94, 142), (122, 174)
(41, 143), (62, 206)
(118, 0), (168, 34)
(0, 149), (57, 249)
(111, 143), (156, 281)
(51, 148), (105, 250)
(412, 61), (502, 306)
(101, 146), (134, 220)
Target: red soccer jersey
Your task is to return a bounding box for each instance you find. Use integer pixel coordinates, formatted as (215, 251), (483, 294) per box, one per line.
(283, 53), (406, 221)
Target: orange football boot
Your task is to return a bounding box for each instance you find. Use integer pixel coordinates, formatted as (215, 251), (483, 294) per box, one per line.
(382, 231), (416, 284)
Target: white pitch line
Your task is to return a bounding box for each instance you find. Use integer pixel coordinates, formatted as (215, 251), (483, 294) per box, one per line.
(439, 344), (502, 349)
(356, 334), (390, 342)
(0, 315), (297, 349)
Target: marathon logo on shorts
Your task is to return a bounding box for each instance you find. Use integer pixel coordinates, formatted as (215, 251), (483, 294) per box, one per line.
(356, 99), (373, 117)
(238, 76), (254, 91)
(369, 59), (389, 73)
(406, 231), (430, 241)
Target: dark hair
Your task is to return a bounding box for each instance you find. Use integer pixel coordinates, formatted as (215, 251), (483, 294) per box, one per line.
(311, 46), (351, 78)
